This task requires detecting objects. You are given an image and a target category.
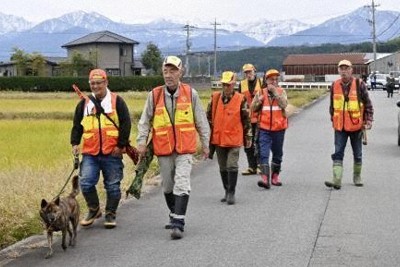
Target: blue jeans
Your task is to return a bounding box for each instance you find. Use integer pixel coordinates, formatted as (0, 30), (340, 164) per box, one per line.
(331, 130), (362, 164)
(258, 129), (285, 165)
(79, 154), (124, 199)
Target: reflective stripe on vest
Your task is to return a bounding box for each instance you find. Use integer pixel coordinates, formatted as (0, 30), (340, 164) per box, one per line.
(211, 92), (244, 147)
(152, 84), (197, 156)
(240, 78), (262, 123)
(259, 87), (288, 131)
(81, 93), (119, 155)
(332, 79), (364, 132)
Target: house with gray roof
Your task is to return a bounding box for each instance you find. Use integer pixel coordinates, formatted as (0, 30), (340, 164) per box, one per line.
(62, 30), (140, 77)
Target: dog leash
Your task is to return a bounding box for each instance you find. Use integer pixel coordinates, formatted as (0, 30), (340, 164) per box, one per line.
(52, 154), (79, 200)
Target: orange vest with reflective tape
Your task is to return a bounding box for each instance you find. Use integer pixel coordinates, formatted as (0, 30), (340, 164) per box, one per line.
(332, 79), (364, 132)
(211, 92), (244, 147)
(240, 78), (262, 123)
(81, 93), (119, 155)
(259, 87), (288, 131)
(152, 84), (197, 156)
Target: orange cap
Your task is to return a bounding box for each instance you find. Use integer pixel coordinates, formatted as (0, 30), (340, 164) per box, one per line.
(89, 69), (107, 81)
(265, 69), (280, 79)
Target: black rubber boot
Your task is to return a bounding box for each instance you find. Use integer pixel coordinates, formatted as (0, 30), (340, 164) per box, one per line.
(164, 192), (175, 229)
(220, 171), (228, 202)
(104, 197), (120, 229)
(245, 146), (258, 172)
(171, 194), (189, 240)
(80, 190), (102, 226)
(226, 171), (238, 205)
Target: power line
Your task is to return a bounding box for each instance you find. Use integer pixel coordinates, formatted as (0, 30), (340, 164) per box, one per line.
(376, 13), (400, 38)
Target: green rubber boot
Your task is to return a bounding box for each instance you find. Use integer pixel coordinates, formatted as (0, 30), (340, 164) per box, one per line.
(325, 161), (343, 190)
(353, 163), (363, 187)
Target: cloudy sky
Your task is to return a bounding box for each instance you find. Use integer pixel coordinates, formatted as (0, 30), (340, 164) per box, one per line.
(1, 0), (399, 25)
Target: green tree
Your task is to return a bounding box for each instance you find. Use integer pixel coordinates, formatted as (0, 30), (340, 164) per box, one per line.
(10, 48), (46, 76)
(59, 51), (94, 76)
(141, 42), (163, 75)
(29, 52), (46, 76)
(10, 47), (29, 76)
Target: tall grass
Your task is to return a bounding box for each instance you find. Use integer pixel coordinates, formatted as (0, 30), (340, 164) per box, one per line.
(0, 88), (327, 249)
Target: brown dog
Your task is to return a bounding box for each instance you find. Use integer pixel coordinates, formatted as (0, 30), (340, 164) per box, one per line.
(40, 175), (80, 259)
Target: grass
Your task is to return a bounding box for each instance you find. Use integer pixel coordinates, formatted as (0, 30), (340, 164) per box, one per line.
(0, 87), (327, 250)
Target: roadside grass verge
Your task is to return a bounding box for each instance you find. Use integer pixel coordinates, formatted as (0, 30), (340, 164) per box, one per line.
(0, 88), (327, 249)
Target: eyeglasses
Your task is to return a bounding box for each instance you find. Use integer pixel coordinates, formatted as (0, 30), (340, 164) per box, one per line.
(89, 80), (105, 86)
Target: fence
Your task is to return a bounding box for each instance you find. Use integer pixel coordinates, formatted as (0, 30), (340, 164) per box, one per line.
(211, 81), (331, 90)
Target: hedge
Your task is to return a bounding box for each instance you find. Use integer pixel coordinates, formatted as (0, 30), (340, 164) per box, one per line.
(0, 76), (165, 92)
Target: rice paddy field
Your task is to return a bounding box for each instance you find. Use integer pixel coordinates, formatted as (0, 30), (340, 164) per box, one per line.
(0, 88), (327, 249)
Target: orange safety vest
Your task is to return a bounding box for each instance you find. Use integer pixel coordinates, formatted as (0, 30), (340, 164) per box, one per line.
(332, 79), (364, 132)
(258, 87), (288, 131)
(81, 93), (119, 155)
(152, 84), (197, 156)
(210, 91), (244, 147)
(240, 78), (262, 123)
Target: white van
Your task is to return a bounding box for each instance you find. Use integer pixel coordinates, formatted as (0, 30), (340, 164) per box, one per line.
(366, 73), (388, 90)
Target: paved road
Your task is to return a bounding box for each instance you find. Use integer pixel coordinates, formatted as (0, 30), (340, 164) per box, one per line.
(2, 90), (400, 267)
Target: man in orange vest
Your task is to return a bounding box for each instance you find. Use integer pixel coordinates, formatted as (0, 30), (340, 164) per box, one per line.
(251, 69), (288, 189)
(325, 59), (374, 190)
(207, 71), (252, 204)
(239, 63), (263, 175)
(71, 69), (132, 229)
(137, 56), (210, 240)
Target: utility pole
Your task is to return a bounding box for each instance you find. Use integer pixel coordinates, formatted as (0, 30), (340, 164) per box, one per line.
(211, 18), (221, 78)
(183, 24), (195, 77)
(367, 0), (379, 73)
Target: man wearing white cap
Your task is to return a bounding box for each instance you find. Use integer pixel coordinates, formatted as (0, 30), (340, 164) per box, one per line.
(137, 56), (210, 239)
(325, 59), (374, 190)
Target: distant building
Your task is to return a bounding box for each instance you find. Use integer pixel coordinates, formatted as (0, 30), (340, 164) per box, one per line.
(282, 53), (369, 82)
(0, 57), (64, 77)
(62, 30), (140, 77)
(368, 51), (400, 74)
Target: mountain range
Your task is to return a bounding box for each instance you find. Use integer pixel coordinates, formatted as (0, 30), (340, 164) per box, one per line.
(0, 7), (399, 62)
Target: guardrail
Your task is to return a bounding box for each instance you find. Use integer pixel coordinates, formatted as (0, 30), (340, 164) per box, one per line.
(279, 82), (331, 90)
(211, 81), (331, 90)
(211, 81), (240, 90)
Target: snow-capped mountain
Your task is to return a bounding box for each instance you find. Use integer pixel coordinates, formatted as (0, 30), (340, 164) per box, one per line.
(268, 7), (400, 46)
(0, 8), (399, 62)
(234, 19), (312, 44)
(0, 12), (33, 34)
(29, 11), (133, 33)
(0, 12), (272, 61)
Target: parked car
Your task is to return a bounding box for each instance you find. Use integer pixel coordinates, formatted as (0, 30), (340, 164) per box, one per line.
(366, 73), (388, 90)
(389, 71), (400, 90)
(397, 100), (400, 146)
